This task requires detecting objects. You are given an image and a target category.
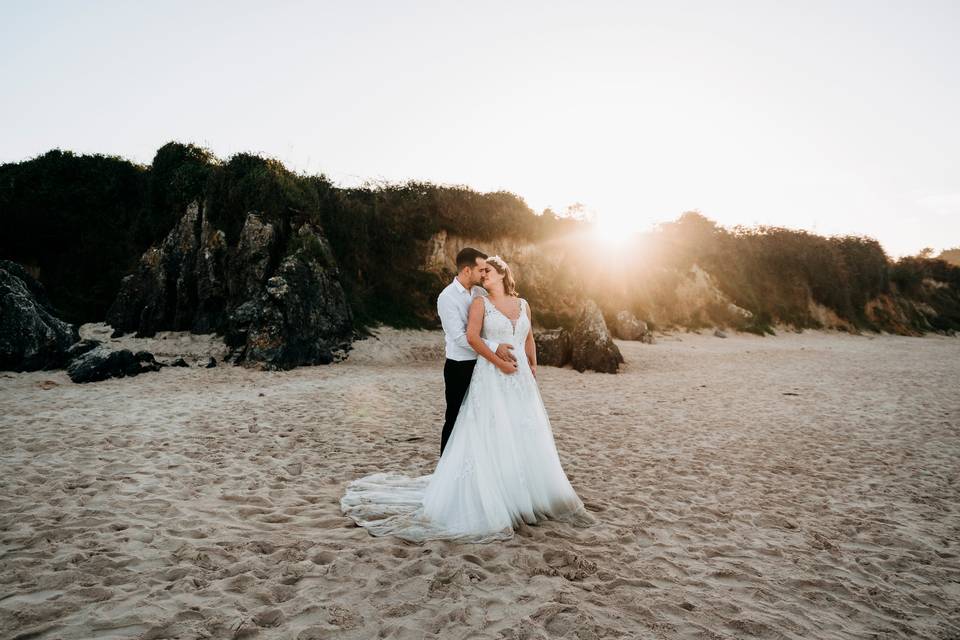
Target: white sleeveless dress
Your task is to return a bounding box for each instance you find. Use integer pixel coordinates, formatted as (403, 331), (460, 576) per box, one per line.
(340, 296), (595, 544)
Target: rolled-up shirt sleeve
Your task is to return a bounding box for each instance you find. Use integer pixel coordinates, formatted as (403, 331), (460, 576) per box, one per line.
(437, 293), (499, 355)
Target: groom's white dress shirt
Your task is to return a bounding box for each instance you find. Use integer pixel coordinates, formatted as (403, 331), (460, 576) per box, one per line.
(437, 276), (500, 361)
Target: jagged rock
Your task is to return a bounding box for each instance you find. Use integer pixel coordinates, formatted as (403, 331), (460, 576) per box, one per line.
(228, 213), (277, 303)
(66, 346), (160, 383)
(534, 329), (572, 367)
(569, 300), (624, 374)
(193, 211), (230, 333)
(204, 356), (217, 368)
(107, 202), (203, 336)
(169, 357), (189, 367)
(0, 260), (79, 371)
(108, 202), (353, 369)
(612, 310), (653, 343)
(714, 328), (728, 338)
(134, 351), (162, 370)
(225, 230), (353, 369)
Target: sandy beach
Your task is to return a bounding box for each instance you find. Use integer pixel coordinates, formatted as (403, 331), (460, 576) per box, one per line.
(1, 328), (959, 639)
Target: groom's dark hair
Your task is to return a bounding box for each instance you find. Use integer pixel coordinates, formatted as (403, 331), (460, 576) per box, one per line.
(456, 247), (488, 271)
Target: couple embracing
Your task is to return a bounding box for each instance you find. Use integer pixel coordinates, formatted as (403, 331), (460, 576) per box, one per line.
(341, 248), (594, 543)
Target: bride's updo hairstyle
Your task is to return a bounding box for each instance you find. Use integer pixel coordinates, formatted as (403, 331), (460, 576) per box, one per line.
(485, 255), (518, 297)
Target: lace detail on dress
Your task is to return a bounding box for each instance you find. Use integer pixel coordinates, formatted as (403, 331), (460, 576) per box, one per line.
(481, 296), (527, 343)
(458, 457), (476, 479)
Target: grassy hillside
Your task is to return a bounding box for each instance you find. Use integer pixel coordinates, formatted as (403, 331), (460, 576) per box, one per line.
(2, 143), (957, 334)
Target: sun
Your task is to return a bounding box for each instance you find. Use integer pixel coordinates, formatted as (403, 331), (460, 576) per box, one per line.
(590, 211), (637, 247)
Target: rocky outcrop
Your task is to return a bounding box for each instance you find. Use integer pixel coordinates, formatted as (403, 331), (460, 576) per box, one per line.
(612, 310), (654, 343)
(669, 264), (754, 328)
(533, 300), (623, 373)
(228, 212), (277, 304)
(108, 202), (236, 335)
(808, 299), (857, 333)
(864, 279), (960, 335)
(106, 203), (202, 336)
(0, 260), (79, 371)
(108, 202), (353, 369)
(66, 346), (161, 383)
(569, 300), (624, 374)
(225, 229), (353, 369)
(534, 329), (572, 367)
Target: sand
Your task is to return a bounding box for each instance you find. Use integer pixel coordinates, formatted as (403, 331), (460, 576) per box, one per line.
(1, 327), (959, 639)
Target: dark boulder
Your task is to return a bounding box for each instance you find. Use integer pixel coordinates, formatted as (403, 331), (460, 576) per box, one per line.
(66, 346), (161, 383)
(65, 338), (102, 360)
(0, 260), (79, 371)
(569, 300), (624, 374)
(534, 329), (572, 367)
(134, 350), (162, 369)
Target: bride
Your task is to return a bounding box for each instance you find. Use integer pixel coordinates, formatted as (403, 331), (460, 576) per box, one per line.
(340, 255), (595, 543)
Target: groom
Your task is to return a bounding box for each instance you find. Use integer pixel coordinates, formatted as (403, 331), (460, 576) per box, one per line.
(436, 248), (518, 456)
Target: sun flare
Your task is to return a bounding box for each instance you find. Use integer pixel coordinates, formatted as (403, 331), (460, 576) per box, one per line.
(590, 212), (639, 247)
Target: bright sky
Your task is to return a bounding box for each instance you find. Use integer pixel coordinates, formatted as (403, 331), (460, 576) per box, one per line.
(2, 1), (958, 257)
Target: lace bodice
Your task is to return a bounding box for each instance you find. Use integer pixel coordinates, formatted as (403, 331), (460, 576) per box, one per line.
(480, 296), (529, 346)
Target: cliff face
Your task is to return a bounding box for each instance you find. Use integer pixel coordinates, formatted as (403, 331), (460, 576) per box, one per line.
(421, 230), (758, 331)
(420, 230), (960, 336)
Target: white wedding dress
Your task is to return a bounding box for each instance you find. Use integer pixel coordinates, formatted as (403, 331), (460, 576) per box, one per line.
(340, 296), (595, 544)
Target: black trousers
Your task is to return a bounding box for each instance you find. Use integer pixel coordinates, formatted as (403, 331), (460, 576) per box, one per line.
(441, 358), (477, 456)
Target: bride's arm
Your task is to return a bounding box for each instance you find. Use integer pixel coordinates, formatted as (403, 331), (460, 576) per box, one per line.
(467, 298), (517, 374)
(524, 300), (537, 378)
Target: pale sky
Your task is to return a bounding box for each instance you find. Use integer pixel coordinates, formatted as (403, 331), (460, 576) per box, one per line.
(2, 1), (958, 257)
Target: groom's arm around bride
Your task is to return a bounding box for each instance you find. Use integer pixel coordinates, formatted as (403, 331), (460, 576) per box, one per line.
(436, 248), (517, 456)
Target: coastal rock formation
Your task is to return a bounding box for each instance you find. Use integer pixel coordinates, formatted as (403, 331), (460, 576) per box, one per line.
(534, 329), (572, 368)
(0, 260), (79, 371)
(66, 346), (161, 383)
(612, 310), (654, 343)
(107, 202), (353, 369)
(670, 264), (754, 328)
(225, 227), (353, 369)
(569, 300), (624, 374)
(533, 301), (623, 373)
(107, 202), (250, 336)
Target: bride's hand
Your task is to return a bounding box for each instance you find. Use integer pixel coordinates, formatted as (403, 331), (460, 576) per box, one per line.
(497, 358), (519, 375)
